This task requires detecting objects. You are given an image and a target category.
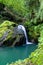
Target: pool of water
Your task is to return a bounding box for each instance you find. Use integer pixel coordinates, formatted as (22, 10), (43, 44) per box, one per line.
(0, 44), (37, 65)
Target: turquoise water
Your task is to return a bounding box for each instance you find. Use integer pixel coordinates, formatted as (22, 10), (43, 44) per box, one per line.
(0, 44), (37, 65)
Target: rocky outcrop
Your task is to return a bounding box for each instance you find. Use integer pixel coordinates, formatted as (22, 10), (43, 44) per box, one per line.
(0, 21), (26, 46)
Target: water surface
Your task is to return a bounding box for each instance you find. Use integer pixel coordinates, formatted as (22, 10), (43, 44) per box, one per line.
(0, 44), (37, 65)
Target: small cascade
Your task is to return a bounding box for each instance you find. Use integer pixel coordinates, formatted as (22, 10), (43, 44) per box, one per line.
(17, 25), (32, 44)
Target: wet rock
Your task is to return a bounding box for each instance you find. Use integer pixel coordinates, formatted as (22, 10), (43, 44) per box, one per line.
(12, 35), (26, 46)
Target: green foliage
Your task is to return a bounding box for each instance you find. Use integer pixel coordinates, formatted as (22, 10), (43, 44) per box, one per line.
(0, 0), (28, 17)
(29, 24), (43, 39)
(29, 25), (43, 65)
(38, 30), (43, 43)
(24, 20), (43, 42)
(23, 0), (43, 41)
(0, 0), (41, 21)
(29, 43), (43, 65)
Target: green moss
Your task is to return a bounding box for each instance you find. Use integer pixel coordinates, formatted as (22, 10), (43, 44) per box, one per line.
(0, 20), (16, 27)
(0, 20), (17, 40)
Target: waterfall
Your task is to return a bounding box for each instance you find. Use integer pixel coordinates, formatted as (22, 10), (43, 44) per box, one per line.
(17, 25), (32, 44)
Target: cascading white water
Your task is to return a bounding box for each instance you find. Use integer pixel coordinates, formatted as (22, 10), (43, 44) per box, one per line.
(17, 25), (32, 44)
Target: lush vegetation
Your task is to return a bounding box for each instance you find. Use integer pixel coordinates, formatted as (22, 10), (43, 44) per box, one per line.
(29, 43), (43, 65)
(0, 0), (43, 65)
(1, 0), (27, 17)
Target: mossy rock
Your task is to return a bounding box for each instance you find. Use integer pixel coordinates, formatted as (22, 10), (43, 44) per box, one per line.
(0, 20), (26, 46)
(0, 20), (18, 46)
